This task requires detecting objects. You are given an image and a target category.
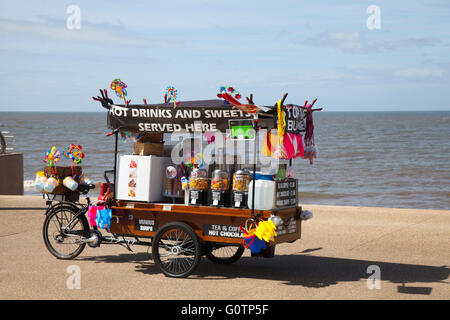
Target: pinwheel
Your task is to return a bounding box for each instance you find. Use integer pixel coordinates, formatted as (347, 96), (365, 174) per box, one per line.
(164, 87), (180, 108)
(64, 144), (85, 164)
(165, 86), (180, 108)
(43, 146), (61, 175)
(110, 78), (130, 106)
(64, 144), (85, 176)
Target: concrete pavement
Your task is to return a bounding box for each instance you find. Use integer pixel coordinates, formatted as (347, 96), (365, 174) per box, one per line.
(0, 195), (449, 299)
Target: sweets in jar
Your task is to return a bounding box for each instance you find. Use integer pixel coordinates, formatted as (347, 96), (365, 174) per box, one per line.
(43, 177), (59, 193)
(34, 171), (47, 192)
(189, 169), (208, 190)
(63, 176), (79, 191)
(211, 169), (230, 191)
(189, 179), (208, 190)
(232, 170), (251, 192)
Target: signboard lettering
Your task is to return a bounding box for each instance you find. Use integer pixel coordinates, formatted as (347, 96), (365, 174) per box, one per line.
(134, 219), (158, 232)
(203, 224), (244, 238)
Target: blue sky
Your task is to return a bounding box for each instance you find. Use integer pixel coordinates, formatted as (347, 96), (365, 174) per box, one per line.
(1, 0), (449, 112)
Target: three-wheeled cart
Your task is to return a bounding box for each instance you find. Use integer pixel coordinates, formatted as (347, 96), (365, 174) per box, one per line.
(110, 201), (303, 277)
(42, 91), (316, 278)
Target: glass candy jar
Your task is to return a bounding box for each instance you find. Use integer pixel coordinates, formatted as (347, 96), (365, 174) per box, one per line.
(189, 168), (208, 190)
(232, 169), (251, 192)
(211, 169), (230, 192)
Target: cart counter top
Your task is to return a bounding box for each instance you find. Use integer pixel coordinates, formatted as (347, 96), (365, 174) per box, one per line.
(110, 201), (303, 245)
(112, 201), (302, 219)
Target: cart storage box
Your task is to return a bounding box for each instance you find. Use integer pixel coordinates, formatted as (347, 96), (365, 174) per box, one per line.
(133, 142), (163, 156)
(117, 155), (169, 202)
(42, 166), (82, 195)
(136, 132), (163, 143)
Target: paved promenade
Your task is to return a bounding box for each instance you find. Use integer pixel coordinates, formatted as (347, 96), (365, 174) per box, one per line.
(0, 195), (449, 299)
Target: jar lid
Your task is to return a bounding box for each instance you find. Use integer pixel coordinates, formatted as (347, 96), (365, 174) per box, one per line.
(235, 169), (250, 176)
(190, 168), (207, 178)
(213, 169), (228, 178)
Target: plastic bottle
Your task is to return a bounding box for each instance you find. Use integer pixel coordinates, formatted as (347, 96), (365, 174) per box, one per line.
(247, 180), (276, 210)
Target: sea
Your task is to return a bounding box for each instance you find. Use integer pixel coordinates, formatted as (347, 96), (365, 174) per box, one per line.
(0, 111), (449, 210)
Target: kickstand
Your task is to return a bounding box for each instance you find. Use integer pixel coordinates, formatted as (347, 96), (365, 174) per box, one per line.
(121, 236), (133, 252)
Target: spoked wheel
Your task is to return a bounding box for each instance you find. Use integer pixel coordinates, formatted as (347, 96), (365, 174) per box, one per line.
(152, 222), (201, 278)
(206, 244), (245, 264)
(43, 205), (90, 260)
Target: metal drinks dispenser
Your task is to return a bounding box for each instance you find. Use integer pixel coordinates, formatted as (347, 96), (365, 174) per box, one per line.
(189, 168), (208, 205)
(210, 169), (230, 207)
(232, 169), (251, 208)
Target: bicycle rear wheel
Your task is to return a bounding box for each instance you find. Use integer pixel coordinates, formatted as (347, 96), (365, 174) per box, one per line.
(205, 244), (245, 264)
(43, 205), (90, 259)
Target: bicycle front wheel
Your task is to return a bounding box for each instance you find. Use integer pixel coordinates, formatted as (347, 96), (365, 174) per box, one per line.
(152, 222), (201, 278)
(43, 205), (90, 260)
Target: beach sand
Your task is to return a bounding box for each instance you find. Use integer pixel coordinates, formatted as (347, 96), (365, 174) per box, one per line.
(0, 195), (449, 299)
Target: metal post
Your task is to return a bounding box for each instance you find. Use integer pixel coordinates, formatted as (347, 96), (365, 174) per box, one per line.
(251, 115), (258, 219)
(113, 130), (119, 200)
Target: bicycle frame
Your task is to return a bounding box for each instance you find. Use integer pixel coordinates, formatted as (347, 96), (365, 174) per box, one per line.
(44, 194), (93, 235)
(60, 205), (89, 236)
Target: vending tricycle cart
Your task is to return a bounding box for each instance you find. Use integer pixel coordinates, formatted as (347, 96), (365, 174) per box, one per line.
(42, 89), (318, 278)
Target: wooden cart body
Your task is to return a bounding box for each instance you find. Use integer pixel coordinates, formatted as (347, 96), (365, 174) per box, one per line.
(110, 201), (302, 246)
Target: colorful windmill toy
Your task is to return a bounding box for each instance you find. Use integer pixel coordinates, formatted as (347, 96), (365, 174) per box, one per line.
(110, 78), (129, 105)
(64, 144), (85, 165)
(165, 86), (180, 108)
(43, 146), (61, 174)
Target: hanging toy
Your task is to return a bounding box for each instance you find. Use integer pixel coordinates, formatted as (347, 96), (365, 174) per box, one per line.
(119, 130), (131, 142)
(217, 87), (264, 114)
(302, 99), (323, 165)
(272, 94), (289, 159)
(254, 220), (277, 243)
(219, 86), (242, 100)
(240, 220), (267, 254)
(165, 86), (180, 108)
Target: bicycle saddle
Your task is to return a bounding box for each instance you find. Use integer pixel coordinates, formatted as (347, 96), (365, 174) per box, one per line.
(77, 183), (95, 194)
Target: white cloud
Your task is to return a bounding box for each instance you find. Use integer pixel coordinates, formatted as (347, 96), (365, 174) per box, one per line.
(0, 18), (184, 49)
(297, 31), (442, 54)
(393, 67), (444, 78)
(299, 31), (368, 54)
